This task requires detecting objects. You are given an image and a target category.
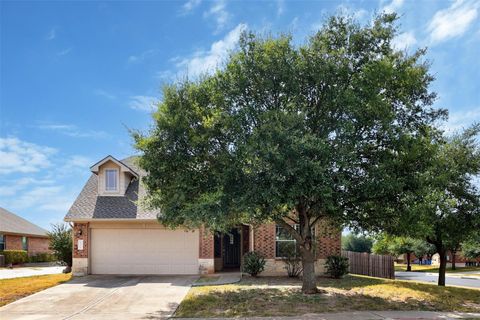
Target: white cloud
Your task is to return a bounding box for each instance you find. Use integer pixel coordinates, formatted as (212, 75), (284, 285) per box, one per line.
(128, 49), (157, 63)
(382, 0), (405, 14)
(46, 28), (56, 40)
(129, 95), (158, 112)
(176, 23), (247, 77)
(57, 47), (72, 56)
(36, 123), (109, 139)
(0, 137), (56, 175)
(204, 0), (231, 33)
(442, 107), (480, 134)
(94, 89), (116, 100)
(392, 31), (417, 50)
(0, 137), (93, 225)
(428, 0), (479, 44)
(182, 0), (202, 14)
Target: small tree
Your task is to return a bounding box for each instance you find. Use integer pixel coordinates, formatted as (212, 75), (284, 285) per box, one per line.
(47, 223), (72, 272)
(412, 241), (436, 265)
(342, 233), (373, 253)
(461, 234), (480, 264)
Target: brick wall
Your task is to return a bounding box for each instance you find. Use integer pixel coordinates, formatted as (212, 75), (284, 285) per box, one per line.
(253, 223), (275, 259)
(73, 223), (89, 258)
(5, 234), (22, 250)
(28, 237), (50, 255)
(199, 226), (214, 259)
(316, 218), (341, 259)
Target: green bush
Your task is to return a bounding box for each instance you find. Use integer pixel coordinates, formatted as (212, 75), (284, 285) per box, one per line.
(243, 251), (266, 277)
(28, 253), (57, 263)
(325, 255), (349, 278)
(280, 242), (303, 277)
(1, 250), (28, 265)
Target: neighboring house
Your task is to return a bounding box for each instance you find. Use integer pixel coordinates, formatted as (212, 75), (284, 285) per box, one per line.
(0, 207), (50, 255)
(432, 251), (480, 267)
(65, 155), (341, 276)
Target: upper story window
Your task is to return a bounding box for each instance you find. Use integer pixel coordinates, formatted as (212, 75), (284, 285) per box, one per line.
(105, 169), (118, 191)
(0, 234), (5, 251)
(22, 236), (28, 251)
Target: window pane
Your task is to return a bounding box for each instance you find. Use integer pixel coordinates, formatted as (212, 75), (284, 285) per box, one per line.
(0, 234), (4, 251)
(22, 236), (28, 251)
(275, 241), (296, 258)
(105, 170), (117, 190)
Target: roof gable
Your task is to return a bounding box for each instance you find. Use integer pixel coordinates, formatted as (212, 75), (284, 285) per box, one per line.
(90, 155), (139, 178)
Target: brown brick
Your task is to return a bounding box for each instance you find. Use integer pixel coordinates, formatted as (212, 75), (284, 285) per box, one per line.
(253, 223), (276, 259)
(27, 237), (51, 255)
(73, 223), (89, 258)
(5, 235), (22, 250)
(199, 226), (214, 259)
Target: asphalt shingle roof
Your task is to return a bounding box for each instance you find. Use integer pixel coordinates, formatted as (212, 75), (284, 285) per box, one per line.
(0, 207), (49, 237)
(64, 156), (160, 221)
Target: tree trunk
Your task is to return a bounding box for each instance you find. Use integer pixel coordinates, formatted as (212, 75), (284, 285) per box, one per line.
(406, 252), (411, 271)
(451, 250), (456, 270)
(301, 248), (318, 294)
(438, 249), (447, 286)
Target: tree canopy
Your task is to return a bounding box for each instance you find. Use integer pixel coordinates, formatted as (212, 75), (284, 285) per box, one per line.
(342, 233), (373, 253)
(134, 13), (446, 293)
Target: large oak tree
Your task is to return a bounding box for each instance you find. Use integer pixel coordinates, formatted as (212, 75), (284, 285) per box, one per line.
(134, 14), (444, 293)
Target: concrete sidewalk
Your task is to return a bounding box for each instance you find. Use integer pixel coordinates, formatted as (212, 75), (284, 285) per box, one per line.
(0, 266), (65, 279)
(177, 311), (480, 319)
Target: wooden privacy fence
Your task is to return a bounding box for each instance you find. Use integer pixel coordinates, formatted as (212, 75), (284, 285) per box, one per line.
(341, 250), (395, 279)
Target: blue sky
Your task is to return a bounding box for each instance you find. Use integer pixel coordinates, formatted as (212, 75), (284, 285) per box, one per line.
(0, 0), (479, 229)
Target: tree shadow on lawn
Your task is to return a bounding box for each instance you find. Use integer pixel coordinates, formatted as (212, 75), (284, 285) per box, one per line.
(175, 275), (480, 318)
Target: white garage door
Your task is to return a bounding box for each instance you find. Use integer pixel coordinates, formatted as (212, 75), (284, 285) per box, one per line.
(90, 228), (199, 275)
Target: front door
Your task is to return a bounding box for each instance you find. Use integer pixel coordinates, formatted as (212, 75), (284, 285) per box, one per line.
(223, 228), (241, 268)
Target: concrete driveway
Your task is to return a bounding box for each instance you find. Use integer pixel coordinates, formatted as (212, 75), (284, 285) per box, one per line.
(0, 275), (198, 320)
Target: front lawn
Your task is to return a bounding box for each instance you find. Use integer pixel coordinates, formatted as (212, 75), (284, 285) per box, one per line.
(175, 275), (480, 318)
(395, 264), (480, 274)
(0, 273), (71, 307)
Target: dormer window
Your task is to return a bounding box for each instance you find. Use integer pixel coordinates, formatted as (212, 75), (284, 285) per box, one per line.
(105, 169), (118, 191)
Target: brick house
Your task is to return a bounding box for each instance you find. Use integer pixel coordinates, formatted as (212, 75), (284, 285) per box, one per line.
(0, 207), (50, 256)
(65, 155), (341, 276)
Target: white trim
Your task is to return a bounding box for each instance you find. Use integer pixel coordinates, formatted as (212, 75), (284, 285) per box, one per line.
(90, 155), (139, 178)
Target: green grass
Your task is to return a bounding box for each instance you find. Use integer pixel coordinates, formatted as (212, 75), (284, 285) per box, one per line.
(175, 275), (480, 318)
(0, 273), (71, 307)
(395, 264), (480, 274)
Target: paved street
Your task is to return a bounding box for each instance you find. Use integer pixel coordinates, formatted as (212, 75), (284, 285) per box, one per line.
(396, 271), (480, 289)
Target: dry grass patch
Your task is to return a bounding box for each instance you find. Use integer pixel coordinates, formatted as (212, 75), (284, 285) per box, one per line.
(0, 273), (72, 307)
(175, 275), (480, 318)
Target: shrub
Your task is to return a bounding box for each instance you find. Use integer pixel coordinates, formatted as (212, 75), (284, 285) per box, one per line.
(47, 223), (73, 267)
(325, 255), (349, 278)
(281, 242), (303, 277)
(28, 253), (57, 263)
(1, 250), (28, 265)
(243, 251), (266, 277)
